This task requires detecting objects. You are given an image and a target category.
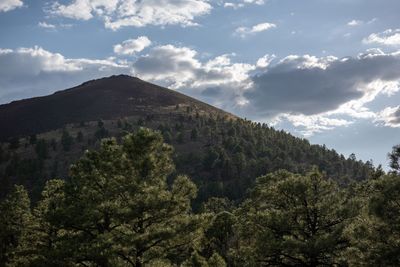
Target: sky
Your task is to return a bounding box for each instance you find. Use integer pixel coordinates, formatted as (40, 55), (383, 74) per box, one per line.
(0, 0), (400, 169)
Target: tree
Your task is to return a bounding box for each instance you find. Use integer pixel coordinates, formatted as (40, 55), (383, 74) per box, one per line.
(0, 185), (32, 266)
(35, 139), (49, 159)
(8, 137), (20, 150)
(9, 180), (67, 267)
(177, 131), (185, 144)
(191, 128), (198, 141)
(76, 131), (84, 142)
(37, 128), (202, 266)
(234, 169), (355, 267)
(389, 144), (400, 174)
(348, 174), (400, 266)
(204, 212), (235, 262)
(95, 120), (109, 140)
(208, 252), (226, 267)
(29, 134), (37, 145)
(61, 129), (73, 151)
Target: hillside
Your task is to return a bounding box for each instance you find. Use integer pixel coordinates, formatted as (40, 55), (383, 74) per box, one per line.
(0, 75), (234, 141)
(0, 75), (377, 205)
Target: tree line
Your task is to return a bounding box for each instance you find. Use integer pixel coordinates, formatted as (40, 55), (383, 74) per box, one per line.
(0, 129), (399, 266)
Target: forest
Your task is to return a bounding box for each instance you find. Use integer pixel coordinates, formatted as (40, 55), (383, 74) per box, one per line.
(0, 111), (377, 208)
(1, 128), (399, 267)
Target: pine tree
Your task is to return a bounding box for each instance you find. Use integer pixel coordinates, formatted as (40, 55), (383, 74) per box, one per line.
(61, 129), (73, 151)
(389, 144), (400, 174)
(34, 128), (202, 266)
(348, 174), (400, 266)
(191, 128), (198, 141)
(0, 185), (32, 266)
(234, 169), (355, 267)
(35, 139), (49, 159)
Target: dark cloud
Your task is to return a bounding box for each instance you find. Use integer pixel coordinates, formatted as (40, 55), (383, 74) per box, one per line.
(394, 108), (400, 123)
(245, 52), (400, 116)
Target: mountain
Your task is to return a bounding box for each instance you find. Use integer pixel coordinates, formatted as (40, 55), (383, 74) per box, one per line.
(0, 75), (377, 205)
(0, 75), (234, 141)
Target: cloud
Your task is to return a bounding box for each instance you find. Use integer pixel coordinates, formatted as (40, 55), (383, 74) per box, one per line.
(235, 22), (276, 37)
(244, 51), (400, 118)
(347, 19), (363, 26)
(113, 36), (151, 56)
(133, 45), (254, 90)
(2, 44), (400, 136)
(281, 114), (352, 136)
(48, 0), (212, 30)
(0, 0), (23, 12)
(224, 0), (265, 9)
(363, 29), (400, 46)
(38, 21), (56, 29)
(256, 54), (275, 68)
(131, 44), (256, 111)
(375, 106), (400, 128)
(0, 46), (130, 104)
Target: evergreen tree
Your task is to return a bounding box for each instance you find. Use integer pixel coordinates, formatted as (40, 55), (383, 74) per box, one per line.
(208, 252), (226, 267)
(61, 129), (73, 152)
(8, 137), (20, 150)
(348, 174), (400, 266)
(234, 169), (355, 267)
(35, 139), (49, 159)
(0, 185), (32, 266)
(191, 128), (198, 141)
(76, 131), (84, 142)
(389, 144), (400, 174)
(32, 128), (202, 266)
(29, 134), (37, 145)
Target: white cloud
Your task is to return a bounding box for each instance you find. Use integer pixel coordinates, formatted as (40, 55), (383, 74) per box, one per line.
(38, 21), (56, 29)
(0, 46), (130, 104)
(48, 0), (212, 30)
(224, 2), (244, 9)
(363, 29), (400, 46)
(132, 45), (255, 91)
(0, 0), (23, 12)
(375, 106), (400, 128)
(113, 36), (151, 56)
(235, 22), (276, 37)
(256, 54), (275, 68)
(347, 20), (363, 26)
(224, 0), (264, 8)
(284, 114), (352, 136)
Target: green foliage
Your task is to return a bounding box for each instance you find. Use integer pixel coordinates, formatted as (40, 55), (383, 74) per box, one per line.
(76, 131), (84, 142)
(234, 169), (355, 266)
(182, 251), (208, 267)
(347, 174), (400, 266)
(5, 129), (202, 266)
(95, 120), (109, 140)
(8, 137), (19, 150)
(61, 129), (73, 151)
(35, 139), (49, 159)
(204, 212), (235, 262)
(191, 128), (198, 141)
(389, 144), (400, 174)
(29, 134), (37, 145)
(0, 185), (32, 267)
(208, 252), (226, 267)
(177, 131), (185, 144)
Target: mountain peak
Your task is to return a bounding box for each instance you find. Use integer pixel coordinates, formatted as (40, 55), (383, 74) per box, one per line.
(0, 75), (234, 141)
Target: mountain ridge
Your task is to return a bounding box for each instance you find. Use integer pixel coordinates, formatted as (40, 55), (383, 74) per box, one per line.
(0, 74), (235, 141)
